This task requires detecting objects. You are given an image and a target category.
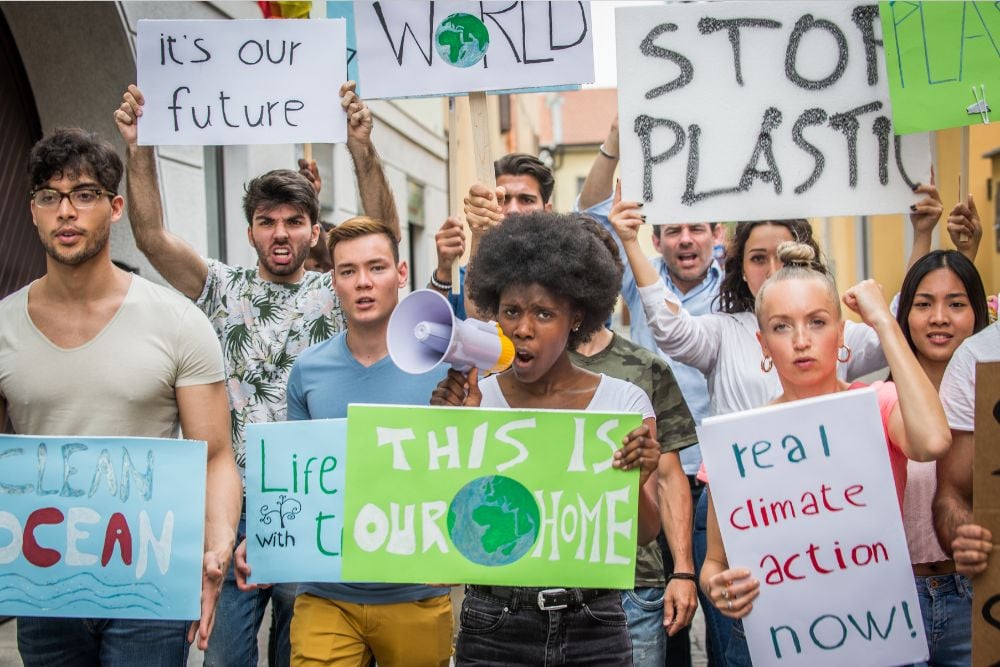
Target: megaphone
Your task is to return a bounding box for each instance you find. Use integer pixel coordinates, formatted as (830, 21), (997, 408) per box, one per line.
(387, 289), (515, 375)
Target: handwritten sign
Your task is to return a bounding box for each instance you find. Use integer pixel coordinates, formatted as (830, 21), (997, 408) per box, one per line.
(700, 390), (927, 666)
(615, 2), (931, 224)
(353, 1), (594, 99)
(972, 362), (1000, 665)
(880, 1), (1000, 134)
(244, 419), (346, 584)
(0, 435), (206, 620)
(136, 19), (347, 145)
(342, 404), (641, 588)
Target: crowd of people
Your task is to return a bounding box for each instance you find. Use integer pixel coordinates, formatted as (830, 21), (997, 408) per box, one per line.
(0, 77), (995, 667)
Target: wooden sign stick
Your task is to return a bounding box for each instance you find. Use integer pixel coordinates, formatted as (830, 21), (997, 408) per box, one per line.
(448, 97), (462, 293)
(466, 91), (497, 269)
(958, 126), (970, 243)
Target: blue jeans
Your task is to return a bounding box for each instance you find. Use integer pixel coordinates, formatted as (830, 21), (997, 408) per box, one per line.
(455, 587), (632, 665)
(910, 573), (972, 667)
(17, 616), (189, 666)
(621, 587), (665, 666)
(203, 516), (297, 667)
(725, 619), (752, 667)
(694, 487), (733, 666)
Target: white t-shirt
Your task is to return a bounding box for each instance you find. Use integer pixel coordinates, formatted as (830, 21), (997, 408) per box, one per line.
(939, 321), (1000, 432)
(0, 275), (224, 438)
(479, 373), (655, 420)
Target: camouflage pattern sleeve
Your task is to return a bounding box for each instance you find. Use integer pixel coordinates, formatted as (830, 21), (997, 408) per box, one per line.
(650, 355), (698, 454)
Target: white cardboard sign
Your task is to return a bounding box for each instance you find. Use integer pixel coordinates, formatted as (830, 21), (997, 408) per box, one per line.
(353, 1), (594, 99)
(699, 389), (927, 667)
(615, 2), (931, 223)
(137, 19), (347, 146)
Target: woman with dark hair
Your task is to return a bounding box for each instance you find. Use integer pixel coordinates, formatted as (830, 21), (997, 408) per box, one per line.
(895, 247), (986, 666)
(431, 211), (662, 666)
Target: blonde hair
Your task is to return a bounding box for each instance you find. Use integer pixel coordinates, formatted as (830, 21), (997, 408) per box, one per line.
(327, 216), (399, 263)
(755, 241), (840, 322)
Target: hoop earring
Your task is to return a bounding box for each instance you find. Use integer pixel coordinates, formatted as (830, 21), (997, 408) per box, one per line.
(837, 345), (852, 363)
(760, 356), (773, 373)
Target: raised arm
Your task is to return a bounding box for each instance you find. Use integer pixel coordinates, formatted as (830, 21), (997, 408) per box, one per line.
(905, 182), (942, 269)
(176, 380), (241, 651)
(842, 280), (950, 462)
(115, 85), (208, 299)
(578, 115), (619, 210)
(341, 82), (400, 241)
(946, 194), (983, 263)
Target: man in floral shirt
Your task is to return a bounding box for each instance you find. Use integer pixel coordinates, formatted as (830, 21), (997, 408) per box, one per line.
(114, 81), (399, 667)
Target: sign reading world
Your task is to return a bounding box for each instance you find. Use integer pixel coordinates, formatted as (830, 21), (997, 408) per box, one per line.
(342, 404), (642, 589)
(0, 435), (206, 620)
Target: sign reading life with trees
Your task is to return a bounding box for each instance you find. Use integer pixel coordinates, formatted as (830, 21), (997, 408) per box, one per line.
(699, 389), (927, 666)
(244, 419), (347, 584)
(136, 19), (348, 145)
(342, 404), (642, 588)
(0, 435), (206, 620)
(353, 1), (594, 99)
(879, 1), (999, 134)
(616, 2), (931, 225)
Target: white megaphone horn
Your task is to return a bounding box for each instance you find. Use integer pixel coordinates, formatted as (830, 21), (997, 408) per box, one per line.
(387, 289), (515, 375)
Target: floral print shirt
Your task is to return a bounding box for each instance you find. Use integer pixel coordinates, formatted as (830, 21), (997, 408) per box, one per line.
(196, 259), (345, 472)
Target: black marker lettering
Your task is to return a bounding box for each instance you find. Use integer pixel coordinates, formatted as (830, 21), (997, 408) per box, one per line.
(851, 5), (882, 86)
(634, 114), (685, 202)
(697, 17), (781, 85)
(829, 101), (882, 187)
(641, 23), (694, 98)
(738, 107), (783, 195)
(169, 86), (190, 132)
(218, 91), (239, 128)
(192, 37), (211, 63)
(521, 2), (553, 64)
(284, 100), (304, 127)
(872, 116), (891, 185)
(239, 40), (264, 65)
(785, 14), (848, 90)
(549, 1), (588, 50)
(792, 108), (828, 194)
(893, 135), (918, 190)
(166, 35), (183, 65)
(682, 124), (740, 206)
(480, 2), (520, 69)
(373, 1), (435, 66)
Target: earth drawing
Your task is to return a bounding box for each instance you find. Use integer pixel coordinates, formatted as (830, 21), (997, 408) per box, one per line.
(447, 475), (540, 566)
(434, 13), (490, 68)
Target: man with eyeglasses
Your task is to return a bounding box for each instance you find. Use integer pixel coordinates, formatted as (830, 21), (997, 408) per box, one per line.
(0, 128), (241, 665)
(114, 81), (399, 667)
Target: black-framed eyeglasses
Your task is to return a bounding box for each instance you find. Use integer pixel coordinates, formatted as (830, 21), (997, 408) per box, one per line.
(30, 187), (116, 209)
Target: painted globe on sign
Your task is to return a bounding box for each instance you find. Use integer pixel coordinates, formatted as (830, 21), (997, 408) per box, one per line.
(447, 475), (540, 566)
(434, 12), (490, 68)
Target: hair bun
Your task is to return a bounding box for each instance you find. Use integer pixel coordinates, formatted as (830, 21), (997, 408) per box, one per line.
(777, 241), (816, 268)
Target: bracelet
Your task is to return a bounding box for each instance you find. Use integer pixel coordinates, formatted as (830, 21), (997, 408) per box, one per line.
(429, 272), (453, 291)
(668, 572), (697, 582)
(599, 144), (618, 160)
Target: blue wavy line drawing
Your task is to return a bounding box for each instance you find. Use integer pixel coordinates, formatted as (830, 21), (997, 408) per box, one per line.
(0, 585), (162, 606)
(0, 572), (163, 599)
(0, 595), (162, 614)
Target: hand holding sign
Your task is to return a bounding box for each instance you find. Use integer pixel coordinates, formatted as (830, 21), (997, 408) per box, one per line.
(908, 182), (943, 237)
(463, 183), (504, 236)
(340, 80), (372, 146)
(947, 195), (983, 259)
(954, 523), (994, 577)
(613, 421), (659, 486)
(430, 367), (483, 407)
(705, 566), (759, 620)
(114, 85), (145, 146)
(609, 179), (645, 243)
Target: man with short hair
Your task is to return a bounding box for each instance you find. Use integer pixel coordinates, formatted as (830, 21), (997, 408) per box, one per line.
(239, 216), (453, 666)
(430, 152), (553, 319)
(0, 128), (241, 665)
(114, 81), (399, 666)
(577, 116), (725, 666)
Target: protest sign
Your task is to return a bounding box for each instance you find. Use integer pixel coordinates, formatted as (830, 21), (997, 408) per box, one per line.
(972, 362), (1000, 665)
(615, 2), (931, 224)
(353, 1), (594, 99)
(699, 390), (927, 666)
(880, 1), (999, 134)
(136, 19), (347, 145)
(244, 419), (346, 584)
(0, 435), (205, 620)
(342, 404), (641, 588)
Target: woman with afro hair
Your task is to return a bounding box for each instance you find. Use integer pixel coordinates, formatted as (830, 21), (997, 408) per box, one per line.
(431, 211), (661, 666)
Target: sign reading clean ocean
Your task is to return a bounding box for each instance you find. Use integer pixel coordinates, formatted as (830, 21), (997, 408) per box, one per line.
(342, 404), (642, 589)
(0, 435), (206, 620)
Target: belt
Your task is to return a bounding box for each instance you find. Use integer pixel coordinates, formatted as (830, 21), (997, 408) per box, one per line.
(912, 561), (957, 576)
(467, 585), (616, 612)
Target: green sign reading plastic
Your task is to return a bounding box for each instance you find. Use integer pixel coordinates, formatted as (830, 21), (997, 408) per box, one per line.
(342, 404), (643, 589)
(880, 1), (999, 134)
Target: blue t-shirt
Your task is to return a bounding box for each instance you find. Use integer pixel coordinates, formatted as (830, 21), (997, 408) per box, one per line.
(447, 265), (468, 320)
(579, 194), (722, 475)
(287, 331), (448, 604)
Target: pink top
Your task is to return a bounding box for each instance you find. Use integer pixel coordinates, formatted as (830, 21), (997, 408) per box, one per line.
(699, 381), (907, 506)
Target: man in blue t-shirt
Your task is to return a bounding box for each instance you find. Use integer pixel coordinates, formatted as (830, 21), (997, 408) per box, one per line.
(238, 217), (452, 666)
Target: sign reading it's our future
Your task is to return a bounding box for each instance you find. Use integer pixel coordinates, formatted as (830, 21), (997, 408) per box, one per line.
(342, 404), (642, 589)
(699, 389), (927, 666)
(615, 2), (931, 224)
(354, 1), (594, 99)
(136, 19), (347, 145)
(0, 435), (206, 620)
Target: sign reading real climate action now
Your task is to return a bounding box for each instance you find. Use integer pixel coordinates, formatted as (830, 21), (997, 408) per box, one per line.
(0, 435), (206, 620)
(616, 1), (931, 224)
(342, 404), (642, 589)
(699, 389), (927, 667)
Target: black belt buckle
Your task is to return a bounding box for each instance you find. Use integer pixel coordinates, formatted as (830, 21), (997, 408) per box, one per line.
(536, 588), (574, 611)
